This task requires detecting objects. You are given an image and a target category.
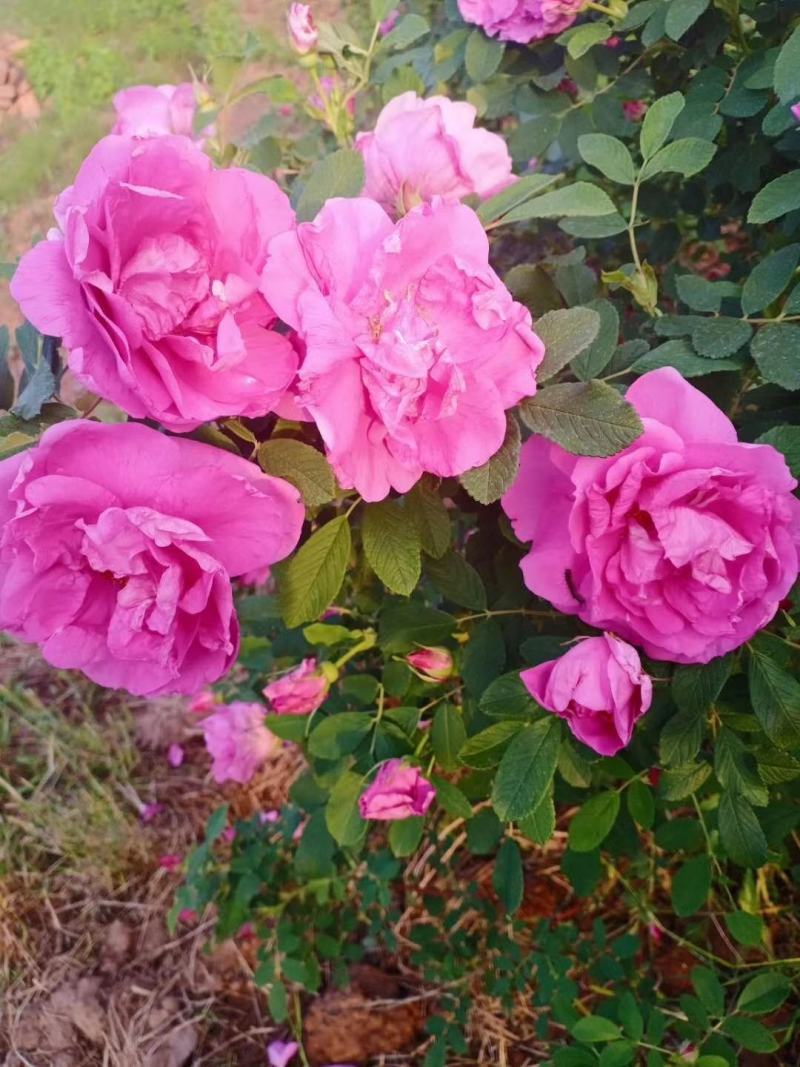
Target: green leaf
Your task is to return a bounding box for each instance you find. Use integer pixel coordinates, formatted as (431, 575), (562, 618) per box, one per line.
(756, 425), (800, 479)
(379, 603), (456, 653)
(714, 728), (768, 807)
(691, 318), (752, 359)
(308, 712), (372, 759)
(571, 1016), (622, 1043)
(737, 972), (791, 1015)
(725, 910), (764, 946)
(640, 137), (716, 180)
(572, 300), (620, 380)
(296, 149), (365, 222)
(568, 791), (620, 852)
(477, 173), (562, 225)
(460, 415), (521, 504)
(660, 761), (712, 800)
(558, 738), (593, 788)
(279, 517), (351, 628)
(748, 649), (800, 748)
(774, 24), (800, 104)
(459, 720), (525, 769)
(263, 713), (310, 742)
(672, 655), (732, 715)
(380, 12), (430, 50)
(388, 816), (425, 857)
(205, 803), (229, 843)
(752, 324), (800, 391)
(578, 133), (636, 185)
(425, 550), (486, 611)
(519, 380), (643, 458)
(626, 780), (655, 830)
(479, 671), (540, 719)
(492, 717), (561, 822)
(718, 791), (768, 868)
(675, 274), (734, 313)
(665, 0), (709, 41)
(12, 361), (55, 421)
(640, 92), (685, 157)
(748, 172), (800, 224)
(617, 993), (644, 1043)
(741, 244), (800, 316)
(465, 29), (504, 81)
(518, 782), (555, 844)
(407, 479), (450, 559)
(691, 966), (725, 1017)
(564, 22), (611, 58)
(493, 838), (524, 914)
(659, 708), (705, 768)
(721, 1017), (778, 1054)
(671, 854), (711, 917)
(303, 622), (356, 647)
(325, 771), (366, 846)
(467, 808), (503, 854)
(560, 213), (628, 238)
(431, 703), (466, 770)
(362, 500), (421, 596)
(630, 342), (744, 378)
(258, 439), (336, 507)
(754, 743), (800, 785)
(535, 307), (602, 380)
(500, 182), (616, 224)
(430, 775), (473, 819)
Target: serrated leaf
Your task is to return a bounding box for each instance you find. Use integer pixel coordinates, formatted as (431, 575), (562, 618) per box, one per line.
(692, 966), (725, 1016)
(326, 770), (366, 846)
(748, 171), (800, 224)
(690, 318), (752, 359)
(459, 720), (525, 769)
(572, 300), (620, 380)
(388, 816), (425, 856)
(640, 92), (685, 157)
(578, 133), (636, 185)
(479, 671), (540, 719)
(665, 0), (709, 41)
(518, 781), (555, 844)
(640, 137), (716, 180)
(672, 655), (732, 715)
(500, 182), (616, 224)
(492, 717), (560, 822)
(660, 707), (705, 767)
(519, 380), (643, 457)
(535, 307), (602, 380)
(559, 213), (628, 238)
(752, 324), (800, 391)
(568, 791), (620, 852)
(493, 838), (524, 913)
(741, 244), (800, 316)
(296, 149), (365, 222)
(465, 29), (504, 81)
(748, 648), (800, 748)
(672, 854), (711, 916)
(476, 173), (562, 225)
(308, 712), (372, 759)
(430, 775), (472, 819)
(718, 791), (768, 868)
(362, 500), (421, 596)
(406, 479), (450, 559)
(460, 415), (521, 504)
(379, 603), (456, 653)
(279, 517), (351, 627)
(660, 761), (712, 800)
(258, 438), (336, 507)
(431, 703), (466, 770)
(774, 24), (800, 104)
(425, 550), (487, 610)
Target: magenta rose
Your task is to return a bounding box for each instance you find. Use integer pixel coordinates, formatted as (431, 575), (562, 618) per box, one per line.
(263, 658), (330, 715)
(0, 422), (303, 696)
(502, 368), (800, 664)
(261, 197), (544, 501)
(10, 135), (298, 431)
(111, 82), (212, 143)
(202, 701), (277, 784)
(359, 760), (436, 820)
(522, 635), (652, 756)
(457, 0), (586, 43)
(792, 103), (800, 123)
(355, 92), (514, 216)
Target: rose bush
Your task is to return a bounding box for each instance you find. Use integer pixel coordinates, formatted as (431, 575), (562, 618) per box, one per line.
(3, 0), (800, 1062)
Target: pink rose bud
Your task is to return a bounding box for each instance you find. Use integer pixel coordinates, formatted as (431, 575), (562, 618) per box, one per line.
(649, 923), (663, 944)
(288, 3), (317, 53)
(792, 103), (800, 123)
(268, 1040), (299, 1067)
(140, 802), (164, 823)
(167, 743), (185, 768)
(379, 8), (400, 34)
(201, 702), (277, 784)
(457, 0), (585, 42)
(158, 853), (182, 871)
(521, 635), (653, 757)
(623, 99), (648, 121)
(263, 658), (331, 715)
(406, 646), (454, 682)
(178, 908), (197, 924)
(188, 690), (217, 715)
(359, 760), (436, 821)
(605, 35), (622, 47)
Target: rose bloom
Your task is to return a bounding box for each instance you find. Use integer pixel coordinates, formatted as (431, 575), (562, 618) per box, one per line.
(201, 701), (277, 784)
(111, 82), (212, 143)
(502, 368), (800, 663)
(263, 658), (330, 714)
(521, 635), (652, 756)
(0, 421), (303, 695)
(288, 3), (317, 53)
(261, 197), (544, 501)
(359, 760), (436, 820)
(457, 0), (586, 43)
(11, 135), (298, 431)
(356, 92), (514, 216)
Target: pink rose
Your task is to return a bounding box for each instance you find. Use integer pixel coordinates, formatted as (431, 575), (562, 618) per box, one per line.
(457, 0), (586, 43)
(502, 368), (800, 663)
(0, 421), (303, 695)
(792, 103), (800, 123)
(288, 3), (317, 53)
(10, 135), (298, 431)
(521, 635), (652, 756)
(355, 92), (514, 215)
(406, 646), (454, 682)
(623, 99), (648, 121)
(359, 760), (436, 820)
(263, 658), (330, 714)
(201, 701), (277, 784)
(261, 197), (544, 501)
(111, 82), (212, 144)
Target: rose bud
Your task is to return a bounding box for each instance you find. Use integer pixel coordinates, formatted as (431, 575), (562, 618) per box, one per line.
(262, 658), (332, 715)
(406, 646), (454, 683)
(287, 3), (317, 53)
(359, 760), (436, 821)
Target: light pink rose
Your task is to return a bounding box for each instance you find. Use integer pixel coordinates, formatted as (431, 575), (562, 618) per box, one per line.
(406, 646), (454, 682)
(521, 634), (652, 756)
(502, 368), (800, 664)
(792, 103), (800, 123)
(201, 701), (276, 784)
(288, 3), (317, 53)
(261, 197), (544, 501)
(0, 421), (303, 695)
(263, 658), (330, 715)
(457, 0), (585, 43)
(359, 760), (436, 820)
(111, 82), (212, 144)
(11, 135), (298, 431)
(355, 92), (514, 215)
